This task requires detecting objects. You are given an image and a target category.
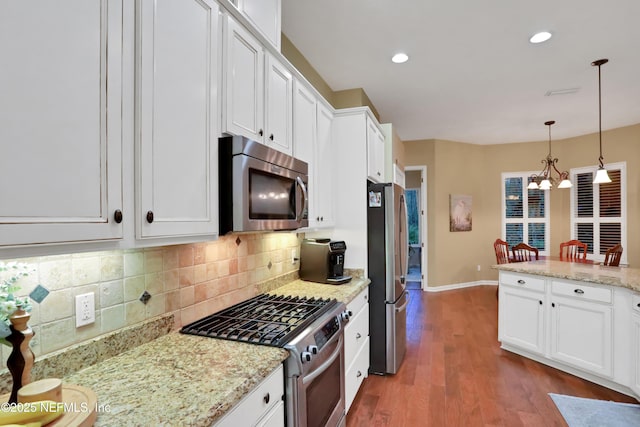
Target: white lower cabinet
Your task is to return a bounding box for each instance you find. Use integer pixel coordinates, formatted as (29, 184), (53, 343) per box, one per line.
(215, 364), (284, 427)
(498, 271), (636, 397)
(344, 287), (369, 412)
(632, 294), (640, 397)
(550, 281), (613, 377)
(498, 274), (545, 355)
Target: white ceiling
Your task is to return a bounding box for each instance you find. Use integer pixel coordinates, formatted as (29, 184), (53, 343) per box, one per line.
(281, 0), (640, 144)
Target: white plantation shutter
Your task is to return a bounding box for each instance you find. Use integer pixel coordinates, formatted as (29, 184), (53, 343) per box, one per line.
(570, 163), (626, 263)
(502, 173), (550, 254)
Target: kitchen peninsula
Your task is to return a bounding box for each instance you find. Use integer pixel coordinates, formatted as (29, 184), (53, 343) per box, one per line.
(494, 260), (640, 400)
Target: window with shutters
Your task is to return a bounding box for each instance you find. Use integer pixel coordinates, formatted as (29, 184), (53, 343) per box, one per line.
(502, 173), (550, 254)
(570, 162), (626, 263)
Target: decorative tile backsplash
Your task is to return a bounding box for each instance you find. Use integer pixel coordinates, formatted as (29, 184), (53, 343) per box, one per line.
(0, 232), (302, 363)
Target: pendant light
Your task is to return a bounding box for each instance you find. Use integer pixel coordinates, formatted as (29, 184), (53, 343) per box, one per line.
(592, 58), (612, 184)
(527, 121), (572, 190)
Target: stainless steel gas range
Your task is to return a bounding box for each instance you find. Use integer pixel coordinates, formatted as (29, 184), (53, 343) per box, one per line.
(180, 294), (350, 427)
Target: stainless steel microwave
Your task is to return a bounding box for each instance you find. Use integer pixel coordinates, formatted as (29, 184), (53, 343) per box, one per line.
(218, 135), (309, 234)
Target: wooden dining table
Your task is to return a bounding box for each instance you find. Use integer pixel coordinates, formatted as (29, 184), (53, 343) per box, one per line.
(508, 255), (599, 265)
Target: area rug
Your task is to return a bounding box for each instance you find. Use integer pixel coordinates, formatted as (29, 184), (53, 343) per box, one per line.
(549, 393), (640, 427)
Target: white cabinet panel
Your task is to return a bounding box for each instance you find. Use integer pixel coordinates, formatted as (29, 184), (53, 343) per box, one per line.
(216, 364), (284, 427)
(632, 312), (640, 397)
(366, 116), (385, 183)
(237, 0), (281, 49)
(345, 336), (369, 413)
(265, 53), (292, 155)
(550, 296), (613, 377)
(224, 15), (264, 142)
(137, 0), (219, 239)
(344, 287), (369, 413)
(0, 0), (123, 246)
(499, 285), (545, 355)
(314, 103), (335, 226)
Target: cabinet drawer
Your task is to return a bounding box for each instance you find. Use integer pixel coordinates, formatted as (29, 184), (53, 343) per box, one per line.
(345, 337), (369, 413)
(216, 364), (284, 426)
(632, 293), (640, 313)
(344, 304), (369, 369)
(500, 272), (545, 293)
(347, 287), (369, 318)
(551, 280), (612, 304)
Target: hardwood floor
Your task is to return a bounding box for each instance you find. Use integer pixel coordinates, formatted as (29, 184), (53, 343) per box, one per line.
(346, 285), (637, 426)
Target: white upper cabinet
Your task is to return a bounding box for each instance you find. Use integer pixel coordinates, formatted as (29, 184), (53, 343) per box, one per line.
(236, 0), (281, 50)
(223, 14), (292, 155)
(136, 0), (220, 239)
(0, 0), (124, 248)
(366, 116), (386, 183)
(265, 52), (293, 155)
(223, 15), (265, 143)
(314, 102), (335, 226)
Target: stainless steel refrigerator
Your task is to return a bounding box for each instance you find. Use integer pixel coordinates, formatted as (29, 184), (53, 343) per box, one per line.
(367, 181), (409, 375)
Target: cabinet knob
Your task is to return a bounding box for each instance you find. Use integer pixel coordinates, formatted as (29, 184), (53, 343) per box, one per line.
(113, 209), (123, 224)
(552, 302), (555, 308)
(539, 300), (543, 305)
(356, 371), (362, 378)
(269, 134), (274, 141)
(574, 288), (585, 295)
(316, 216), (320, 221)
(259, 129), (264, 137)
(517, 279), (525, 285)
(320, 216), (324, 221)
(146, 211), (154, 223)
(637, 303), (640, 308)
(263, 393), (270, 404)
(377, 172), (381, 176)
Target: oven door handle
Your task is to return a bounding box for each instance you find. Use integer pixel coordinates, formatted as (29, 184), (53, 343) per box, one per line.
(296, 176), (308, 223)
(302, 335), (343, 385)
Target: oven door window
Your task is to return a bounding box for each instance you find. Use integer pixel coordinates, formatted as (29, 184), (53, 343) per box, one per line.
(249, 169), (296, 219)
(305, 355), (341, 427)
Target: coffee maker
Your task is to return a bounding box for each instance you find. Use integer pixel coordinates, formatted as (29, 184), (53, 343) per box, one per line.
(299, 238), (352, 284)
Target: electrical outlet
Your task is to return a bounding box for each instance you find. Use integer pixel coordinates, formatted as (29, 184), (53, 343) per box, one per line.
(292, 249), (297, 264)
(75, 292), (95, 327)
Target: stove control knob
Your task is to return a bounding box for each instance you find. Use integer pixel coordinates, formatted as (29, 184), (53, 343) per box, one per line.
(307, 345), (318, 355)
(341, 311), (351, 322)
(301, 351), (313, 363)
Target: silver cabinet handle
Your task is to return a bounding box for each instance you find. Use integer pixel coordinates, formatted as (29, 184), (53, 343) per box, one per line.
(517, 279), (525, 285)
(574, 288), (585, 294)
(356, 371), (362, 378)
(356, 332), (362, 339)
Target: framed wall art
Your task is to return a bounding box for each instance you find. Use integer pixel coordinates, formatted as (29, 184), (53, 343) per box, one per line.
(450, 194), (472, 232)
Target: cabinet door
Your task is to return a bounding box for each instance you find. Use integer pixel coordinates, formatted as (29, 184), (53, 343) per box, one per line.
(550, 296), (613, 377)
(366, 117), (385, 182)
(633, 313), (640, 397)
(224, 15), (264, 142)
(315, 103), (335, 227)
(137, 0), (219, 239)
(0, 0), (123, 247)
(498, 285), (545, 355)
(256, 400), (285, 427)
(238, 0), (281, 49)
(265, 53), (293, 155)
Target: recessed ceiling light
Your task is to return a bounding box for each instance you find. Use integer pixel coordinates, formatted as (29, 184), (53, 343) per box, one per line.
(391, 53), (409, 64)
(529, 31), (552, 44)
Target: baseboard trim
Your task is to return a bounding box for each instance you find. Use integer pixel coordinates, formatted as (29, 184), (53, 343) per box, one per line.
(423, 280), (498, 293)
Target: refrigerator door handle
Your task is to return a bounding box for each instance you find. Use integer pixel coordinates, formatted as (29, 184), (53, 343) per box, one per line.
(395, 293), (410, 313)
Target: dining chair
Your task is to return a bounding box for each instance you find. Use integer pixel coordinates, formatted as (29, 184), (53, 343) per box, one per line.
(512, 242), (539, 262)
(603, 244), (623, 267)
(494, 239), (510, 264)
(559, 240), (588, 260)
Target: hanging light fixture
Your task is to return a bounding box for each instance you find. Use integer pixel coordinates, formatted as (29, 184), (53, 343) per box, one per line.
(592, 58), (612, 184)
(527, 120), (572, 190)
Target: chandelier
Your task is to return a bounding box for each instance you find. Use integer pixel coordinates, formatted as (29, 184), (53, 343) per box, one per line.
(527, 120), (572, 190)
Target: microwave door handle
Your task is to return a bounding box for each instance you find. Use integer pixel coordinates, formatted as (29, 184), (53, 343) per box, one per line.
(296, 176), (308, 223)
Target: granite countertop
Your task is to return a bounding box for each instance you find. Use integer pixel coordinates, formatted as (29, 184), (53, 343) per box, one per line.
(493, 260), (640, 292)
(63, 277), (370, 426)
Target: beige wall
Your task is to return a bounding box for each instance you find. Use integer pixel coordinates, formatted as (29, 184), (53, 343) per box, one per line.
(405, 123), (640, 287)
(333, 89), (380, 121)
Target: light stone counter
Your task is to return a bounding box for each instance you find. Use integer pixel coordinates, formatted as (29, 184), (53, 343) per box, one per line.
(493, 260), (640, 292)
(64, 332), (288, 427)
(61, 276), (370, 426)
